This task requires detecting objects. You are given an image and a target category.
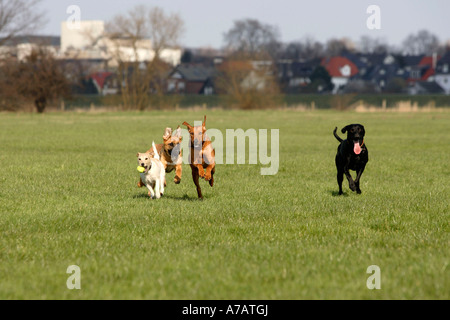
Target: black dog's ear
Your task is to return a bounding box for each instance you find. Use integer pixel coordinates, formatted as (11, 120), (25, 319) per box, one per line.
(341, 125), (350, 134)
(360, 125), (365, 133)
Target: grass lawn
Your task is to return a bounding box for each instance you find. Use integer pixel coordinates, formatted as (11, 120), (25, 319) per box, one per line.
(0, 109), (448, 299)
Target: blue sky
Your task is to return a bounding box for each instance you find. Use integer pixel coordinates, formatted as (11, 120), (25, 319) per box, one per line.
(39, 0), (450, 48)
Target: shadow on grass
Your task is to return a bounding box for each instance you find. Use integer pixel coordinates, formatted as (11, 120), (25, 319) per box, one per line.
(132, 193), (201, 201)
(162, 193), (200, 201)
(329, 190), (349, 197)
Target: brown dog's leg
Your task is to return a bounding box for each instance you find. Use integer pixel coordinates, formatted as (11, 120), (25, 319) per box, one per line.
(197, 164), (205, 179)
(204, 165), (213, 181)
(191, 168), (203, 199)
(174, 164), (182, 184)
(138, 178), (144, 188)
(208, 167), (215, 187)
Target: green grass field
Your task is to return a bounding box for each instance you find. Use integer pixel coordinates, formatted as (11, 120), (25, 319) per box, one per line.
(0, 109), (448, 299)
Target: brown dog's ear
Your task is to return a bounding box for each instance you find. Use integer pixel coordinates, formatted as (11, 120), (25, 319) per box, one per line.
(163, 127), (172, 140)
(183, 121), (193, 130)
(136, 153), (140, 157)
(202, 115), (207, 131)
(174, 126), (182, 138)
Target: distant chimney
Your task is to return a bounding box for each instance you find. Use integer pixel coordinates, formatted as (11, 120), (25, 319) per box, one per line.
(432, 52), (437, 69)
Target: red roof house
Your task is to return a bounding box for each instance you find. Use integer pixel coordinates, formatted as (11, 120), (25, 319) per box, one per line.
(321, 56), (359, 93)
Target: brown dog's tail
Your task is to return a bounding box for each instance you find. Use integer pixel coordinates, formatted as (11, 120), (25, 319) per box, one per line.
(333, 127), (343, 143)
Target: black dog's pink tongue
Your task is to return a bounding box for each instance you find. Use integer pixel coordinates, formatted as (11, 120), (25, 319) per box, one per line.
(354, 142), (362, 155)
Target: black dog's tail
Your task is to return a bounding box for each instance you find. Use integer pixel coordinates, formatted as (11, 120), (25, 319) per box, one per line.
(333, 127), (343, 143)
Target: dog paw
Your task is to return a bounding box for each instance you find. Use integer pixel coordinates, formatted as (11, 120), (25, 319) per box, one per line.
(349, 183), (356, 191)
(174, 176), (181, 184)
(204, 172), (211, 181)
(356, 189), (362, 194)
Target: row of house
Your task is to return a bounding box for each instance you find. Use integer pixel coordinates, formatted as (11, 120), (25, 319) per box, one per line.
(1, 20), (450, 96)
(164, 51), (450, 96)
(277, 51), (450, 95)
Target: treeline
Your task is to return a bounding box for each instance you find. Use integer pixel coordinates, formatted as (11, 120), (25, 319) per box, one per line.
(0, 1), (448, 112)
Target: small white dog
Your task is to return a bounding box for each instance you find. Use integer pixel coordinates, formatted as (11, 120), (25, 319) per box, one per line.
(137, 142), (166, 199)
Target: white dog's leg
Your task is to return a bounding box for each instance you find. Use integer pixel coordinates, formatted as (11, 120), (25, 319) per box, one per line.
(146, 184), (155, 199)
(160, 171), (165, 196)
(154, 179), (161, 199)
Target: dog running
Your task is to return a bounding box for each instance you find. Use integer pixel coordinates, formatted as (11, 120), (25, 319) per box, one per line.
(149, 126), (183, 184)
(333, 124), (369, 195)
(137, 142), (166, 199)
(183, 116), (216, 200)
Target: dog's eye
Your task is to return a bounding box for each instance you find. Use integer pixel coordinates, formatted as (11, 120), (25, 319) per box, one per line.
(145, 158), (148, 160)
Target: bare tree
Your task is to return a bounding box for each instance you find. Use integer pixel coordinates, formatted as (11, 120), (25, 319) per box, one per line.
(105, 5), (184, 110)
(223, 19), (280, 59)
(325, 38), (355, 57)
(221, 19), (281, 109)
(216, 59), (280, 109)
(0, 47), (70, 112)
(402, 30), (441, 55)
(281, 36), (324, 60)
(0, 0), (46, 46)
(358, 35), (390, 54)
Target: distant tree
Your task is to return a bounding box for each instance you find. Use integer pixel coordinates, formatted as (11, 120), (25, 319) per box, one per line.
(0, 0), (46, 46)
(223, 18), (280, 59)
(181, 49), (193, 63)
(221, 19), (281, 109)
(308, 66), (334, 93)
(325, 38), (354, 57)
(105, 5), (184, 110)
(402, 30), (440, 55)
(0, 47), (70, 113)
(216, 59), (280, 109)
(358, 35), (390, 54)
(281, 37), (324, 60)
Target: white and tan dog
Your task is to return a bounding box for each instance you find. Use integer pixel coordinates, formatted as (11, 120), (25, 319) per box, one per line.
(137, 142), (166, 199)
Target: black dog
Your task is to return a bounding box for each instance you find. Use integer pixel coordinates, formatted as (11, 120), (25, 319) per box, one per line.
(333, 124), (368, 195)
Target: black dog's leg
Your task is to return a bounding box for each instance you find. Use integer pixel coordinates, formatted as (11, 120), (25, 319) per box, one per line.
(337, 169), (344, 195)
(344, 166), (356, 192)
(354, 166), (366, 194)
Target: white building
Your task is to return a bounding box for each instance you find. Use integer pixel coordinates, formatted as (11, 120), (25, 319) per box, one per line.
(61, 20), (105, 54)
(60, 20), (181, 67)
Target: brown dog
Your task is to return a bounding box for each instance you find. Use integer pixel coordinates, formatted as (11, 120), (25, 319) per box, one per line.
(183, 116), (215, 200)
(138, 127), (183, 189)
